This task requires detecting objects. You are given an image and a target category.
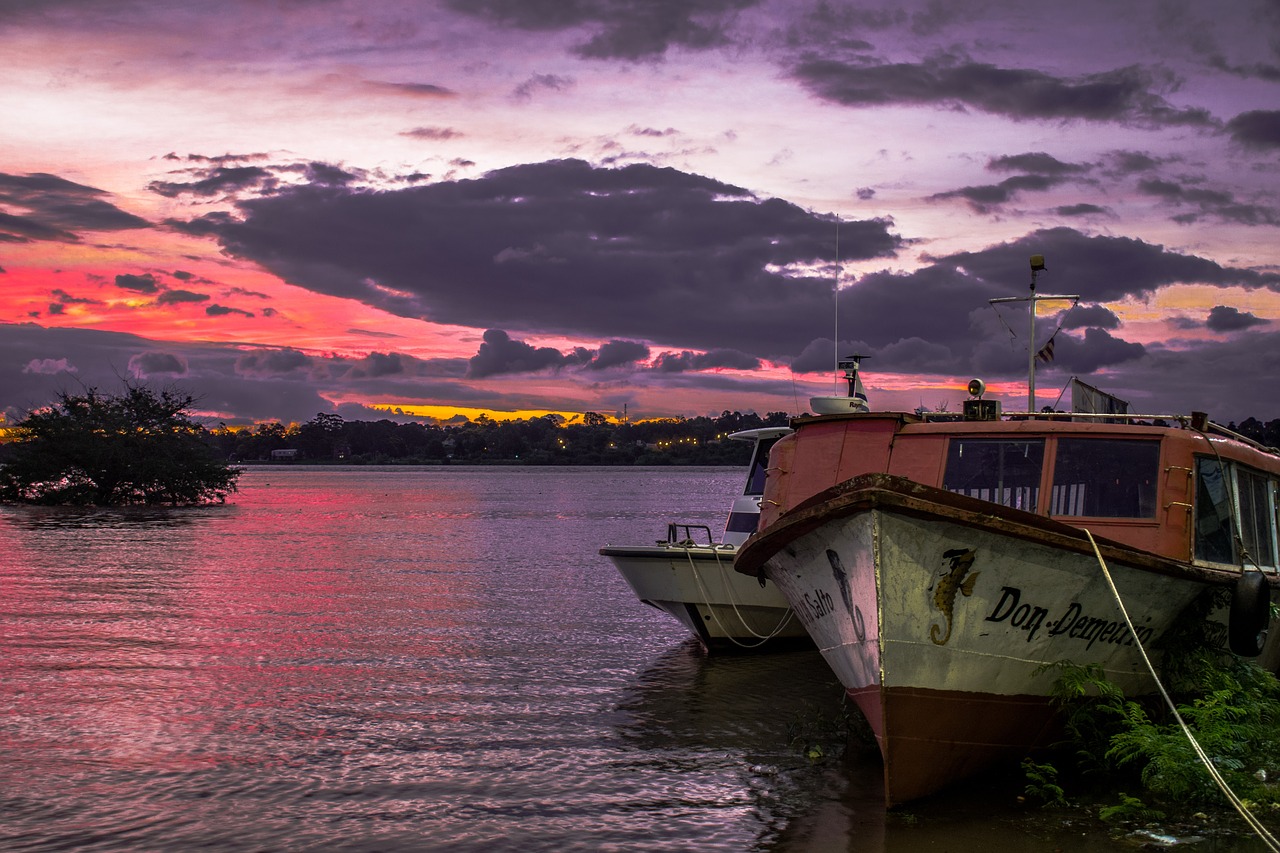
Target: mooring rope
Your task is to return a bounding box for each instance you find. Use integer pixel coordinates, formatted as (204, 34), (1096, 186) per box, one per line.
(678, 544), (796, 649)
(1083, 528), (1280, 852)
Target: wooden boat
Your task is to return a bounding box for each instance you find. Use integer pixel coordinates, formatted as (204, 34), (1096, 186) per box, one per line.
(600, 427), (812, 653)
(734, 260), (1280, 805)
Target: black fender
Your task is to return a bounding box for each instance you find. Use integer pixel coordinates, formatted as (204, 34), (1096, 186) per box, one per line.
(1229, 570), (1271, 657)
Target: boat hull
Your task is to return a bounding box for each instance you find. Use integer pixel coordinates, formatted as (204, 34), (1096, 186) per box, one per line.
(601, 544), (811, 653)
(737, 474), (1276, 805)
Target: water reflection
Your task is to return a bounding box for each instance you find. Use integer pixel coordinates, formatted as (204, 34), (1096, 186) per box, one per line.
(3, 467), (1265, 852)
(0, 504), (221, 530)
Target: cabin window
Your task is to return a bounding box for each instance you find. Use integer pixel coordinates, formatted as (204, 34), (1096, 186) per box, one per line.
(1195, 459), (1235, 564)
(1238, 467), (1277, 568)
(943, 438), (1044, 511)
(1194, 459), (1278, 567)
(1050, 438), (1159, 518)
(725, 510), (760, 535)
(744, 437), (783, 496)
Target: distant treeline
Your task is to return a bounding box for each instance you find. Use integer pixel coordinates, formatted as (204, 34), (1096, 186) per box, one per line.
(208, 411), (1280, 466)
(208, 410), (793, 466)
(1228, 417), (1280, 450)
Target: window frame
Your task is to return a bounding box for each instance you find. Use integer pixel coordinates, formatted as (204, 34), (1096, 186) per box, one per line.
(1193, 457), (1280, 569)
(1047, 436), (1162, 521)
(942, 437), (1046, 513)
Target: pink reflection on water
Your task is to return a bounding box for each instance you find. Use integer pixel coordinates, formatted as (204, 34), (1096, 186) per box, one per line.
(0, 469), (489, 784)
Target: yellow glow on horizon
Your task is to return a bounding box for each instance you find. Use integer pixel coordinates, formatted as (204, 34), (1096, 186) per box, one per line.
(373, 403), (597, 424)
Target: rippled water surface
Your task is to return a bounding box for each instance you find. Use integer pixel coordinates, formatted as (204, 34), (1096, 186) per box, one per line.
(0, 467), (1267, 851)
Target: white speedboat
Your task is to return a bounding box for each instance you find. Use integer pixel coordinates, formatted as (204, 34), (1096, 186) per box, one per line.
(600, 427), (812, 653)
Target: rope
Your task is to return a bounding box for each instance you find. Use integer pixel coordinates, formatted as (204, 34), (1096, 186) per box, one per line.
(1048, 375), (1073, 412)
(990, 302), (1020, 348)
(676, 543), (796, 649)
(1083, 528), (1280, 851)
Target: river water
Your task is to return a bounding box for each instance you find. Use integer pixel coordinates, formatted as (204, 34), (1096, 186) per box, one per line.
(0, 466), (1268, 851)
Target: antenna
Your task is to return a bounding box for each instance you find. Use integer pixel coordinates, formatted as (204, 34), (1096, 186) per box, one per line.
(833, 217), (840, 392)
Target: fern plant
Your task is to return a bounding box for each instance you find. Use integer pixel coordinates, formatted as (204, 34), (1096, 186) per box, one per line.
(1039, 661), (1280, 806)
(1036, 589), (1280, 810)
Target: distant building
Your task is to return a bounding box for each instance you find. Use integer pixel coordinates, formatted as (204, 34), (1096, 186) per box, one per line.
(270, 448), (300, 461)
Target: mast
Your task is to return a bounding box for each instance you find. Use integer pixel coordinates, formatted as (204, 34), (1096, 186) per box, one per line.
(989, 255), (1078, 412)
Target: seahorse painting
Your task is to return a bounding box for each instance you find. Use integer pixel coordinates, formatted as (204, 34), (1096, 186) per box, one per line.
(826, 549), (855, 619)
(930, 548), (979, 645)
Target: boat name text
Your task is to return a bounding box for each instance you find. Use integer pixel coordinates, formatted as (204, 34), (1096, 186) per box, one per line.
(984, 585), (1154, 649)
(799, 587), (836, 622)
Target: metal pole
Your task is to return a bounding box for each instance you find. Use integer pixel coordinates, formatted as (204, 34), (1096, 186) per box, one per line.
(1028, 266), (1038, 412)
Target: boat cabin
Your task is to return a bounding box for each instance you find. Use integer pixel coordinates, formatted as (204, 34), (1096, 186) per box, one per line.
(758, 412), (1280, 571)
(722, 427), (792, 546)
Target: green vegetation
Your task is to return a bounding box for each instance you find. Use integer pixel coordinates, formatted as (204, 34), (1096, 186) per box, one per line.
(0, 384), (241, 506)
(0, 395), (791, 503)
(1021, 758), (1069, 808)
(203, 409), (791, 466)
(1030, 590), (1280, 821)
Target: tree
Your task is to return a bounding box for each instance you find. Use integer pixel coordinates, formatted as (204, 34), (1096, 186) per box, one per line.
(0, 384), (241, 506)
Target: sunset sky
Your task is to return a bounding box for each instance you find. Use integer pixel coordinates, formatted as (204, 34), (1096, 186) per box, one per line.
(3, 0), (1280, 428)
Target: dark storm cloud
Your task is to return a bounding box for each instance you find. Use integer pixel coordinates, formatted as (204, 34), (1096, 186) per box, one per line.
(987, 153), (1088, 175)
(513, 73), (574, 100)
(1137, 178), (1280, 226)
(1105, 150), (1165, 175)
(1206, 305), (1269, 332)
(1054, 203), (1110, 217)
(467, 329), (586, 378)
(790, 337), (915, 374)
(445, 0), (759, 60)
(0, 323), (489, 426)
(206, 304), (254, 318)
(934, 227), (1280, 303)
(791, 58), (1215, 127)
(930, 174), (1070, 213)
(0, 172), (150, 242)
(345, 351), (406, 378)
(115, 273), (160, 294)
(651, 348), (761, 372)
(162, 152), (274, 164)
(148, 166), (279, 199)
(128, 351), (187, 377)
(304, 162), (361, 186)
(1062, 304), (1121, 330)
(1042, 327), (1146, 375)
(364, 81), (456, 97)
(237, 348), (314, 376)
(586, 339), (649, 370)
(156, 289), (210, 305)
(50, 288), (102, 306)
(171, 158), (902, 360)
(1120, 332), (1280, 420)
(1208, 57), (1280, 83)
(464, 331), (656, 377)
(930, 151), (1095, 213)
(1226, 110), (1280, 150)
(402, 126), (463, 140)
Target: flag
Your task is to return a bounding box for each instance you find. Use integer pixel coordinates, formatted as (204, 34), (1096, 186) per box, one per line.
(1071, 378), (1128, 420)
(1035, 335), (1055, 364)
